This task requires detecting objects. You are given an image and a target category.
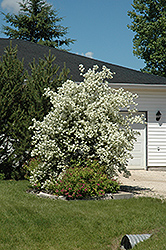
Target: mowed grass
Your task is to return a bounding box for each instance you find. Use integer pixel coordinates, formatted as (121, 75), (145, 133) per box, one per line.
(0, 180), (165, 250)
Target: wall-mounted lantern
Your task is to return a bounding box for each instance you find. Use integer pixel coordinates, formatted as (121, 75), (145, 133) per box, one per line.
(156, 111), (162, 121)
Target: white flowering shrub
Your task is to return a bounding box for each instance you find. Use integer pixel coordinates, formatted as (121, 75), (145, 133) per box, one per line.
(29, 65), (143, 190)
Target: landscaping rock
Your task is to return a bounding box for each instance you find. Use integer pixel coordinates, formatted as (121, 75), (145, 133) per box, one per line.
(58, 195), (67, 200)
(37, 192), (58, 200)
(35, 191), (134, 201)
(102, 193), (113, 200)
(112, 192), (134, 200)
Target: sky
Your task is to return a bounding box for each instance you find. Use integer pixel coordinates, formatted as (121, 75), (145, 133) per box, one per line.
(0, 0), (145, 71)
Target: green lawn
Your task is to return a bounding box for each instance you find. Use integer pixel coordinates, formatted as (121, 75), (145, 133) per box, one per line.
(0, 180), (165, 250)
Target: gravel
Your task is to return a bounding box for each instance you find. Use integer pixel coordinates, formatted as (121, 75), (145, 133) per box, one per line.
(118, 170), (166, 200)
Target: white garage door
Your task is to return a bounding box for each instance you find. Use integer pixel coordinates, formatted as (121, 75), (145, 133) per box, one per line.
(127, 116), (146, 170)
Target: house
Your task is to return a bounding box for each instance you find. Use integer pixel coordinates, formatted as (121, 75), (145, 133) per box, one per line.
(1, 38), (166, 171)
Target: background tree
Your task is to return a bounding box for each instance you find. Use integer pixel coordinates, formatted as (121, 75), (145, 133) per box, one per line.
(0, 43), (70, 179)
(128, 0), (166, 77)
(2, 0), (75, 49)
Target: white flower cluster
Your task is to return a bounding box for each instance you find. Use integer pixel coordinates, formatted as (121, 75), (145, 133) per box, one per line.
(29, 65), (143, 188)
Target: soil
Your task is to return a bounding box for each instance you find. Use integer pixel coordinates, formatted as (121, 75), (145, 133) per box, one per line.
(118, 170), (166, 200)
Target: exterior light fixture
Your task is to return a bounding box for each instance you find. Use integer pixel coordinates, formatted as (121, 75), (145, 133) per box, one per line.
(156, 111), (162, 121)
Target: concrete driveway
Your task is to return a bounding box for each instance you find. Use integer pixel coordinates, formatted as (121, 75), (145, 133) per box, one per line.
(118, 170), (166, 200)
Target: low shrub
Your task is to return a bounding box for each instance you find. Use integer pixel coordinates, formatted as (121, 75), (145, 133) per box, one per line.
(23, 157), (41, 180)
(53, 159), (120, 200)
(0, 172), (5, 180)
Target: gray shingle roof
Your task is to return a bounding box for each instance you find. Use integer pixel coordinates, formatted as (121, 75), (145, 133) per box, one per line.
(0, 38), (166, 84)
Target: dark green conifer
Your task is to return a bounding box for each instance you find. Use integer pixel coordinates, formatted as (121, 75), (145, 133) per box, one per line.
(0, 43), (70, 179)
(2, 0), (75, 49)
(0, 43), (27, 178)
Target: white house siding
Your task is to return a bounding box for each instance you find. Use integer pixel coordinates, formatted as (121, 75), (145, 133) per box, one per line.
(128, 88), (166, 169)
(110, 84), (166, 169)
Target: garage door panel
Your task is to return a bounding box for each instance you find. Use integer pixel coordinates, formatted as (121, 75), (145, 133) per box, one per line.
(127, 112), (146, 170)
(133, 142), (142, 152)
(128, 157), (142, 167)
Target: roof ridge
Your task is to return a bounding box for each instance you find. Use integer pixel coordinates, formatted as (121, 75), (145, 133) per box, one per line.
(0, 38), (166, 84)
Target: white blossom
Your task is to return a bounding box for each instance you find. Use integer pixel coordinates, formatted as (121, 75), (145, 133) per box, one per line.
(29, 64), (144, 188)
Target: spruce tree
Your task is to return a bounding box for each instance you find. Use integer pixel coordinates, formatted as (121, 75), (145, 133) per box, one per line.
(0, 43), (28, 178)
(26, 51), (70, 121)
(0, 43), (70, 179)
(2, 0), (75, 49)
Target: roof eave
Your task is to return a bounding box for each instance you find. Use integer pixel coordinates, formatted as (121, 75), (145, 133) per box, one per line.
(108, 82), (166, 90)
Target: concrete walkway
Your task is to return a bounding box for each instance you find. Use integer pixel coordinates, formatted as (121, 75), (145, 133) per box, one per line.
(118, 170), (166, 200)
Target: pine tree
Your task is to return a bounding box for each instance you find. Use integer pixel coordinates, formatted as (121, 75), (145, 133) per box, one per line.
(0, 43), (28, 178)
(0, 43), (70, 179)
(2, 0), (75, 49)
(26, 51), (70, 121)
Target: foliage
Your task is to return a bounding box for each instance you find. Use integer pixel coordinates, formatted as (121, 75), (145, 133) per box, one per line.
(0, 172), (5, 180)
(0, 43), (70, 179)
(26, 51), (70, 121)
(2, 0), (75, 49)
(53, 159), (120, 200)
(29, 64), (144, 189)
(0, 43), (28, 179)
(128, 0), (166, 77)
(23, 157), (41, 180)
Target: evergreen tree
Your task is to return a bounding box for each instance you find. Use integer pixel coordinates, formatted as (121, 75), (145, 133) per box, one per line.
(26, 51), (70, 121)
(0, 43), (70, 179)
(128, 0), (166, 77)
(0, 43), (28, 178)
(2, 0), (75, 49)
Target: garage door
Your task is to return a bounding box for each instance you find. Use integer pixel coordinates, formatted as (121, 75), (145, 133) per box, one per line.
(127, 115), (146, 170)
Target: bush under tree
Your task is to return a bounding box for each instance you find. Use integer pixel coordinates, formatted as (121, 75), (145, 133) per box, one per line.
(53, 159), (120, 200)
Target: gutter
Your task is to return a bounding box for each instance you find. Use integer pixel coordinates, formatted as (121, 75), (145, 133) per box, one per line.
(108, 83), (166, 90)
